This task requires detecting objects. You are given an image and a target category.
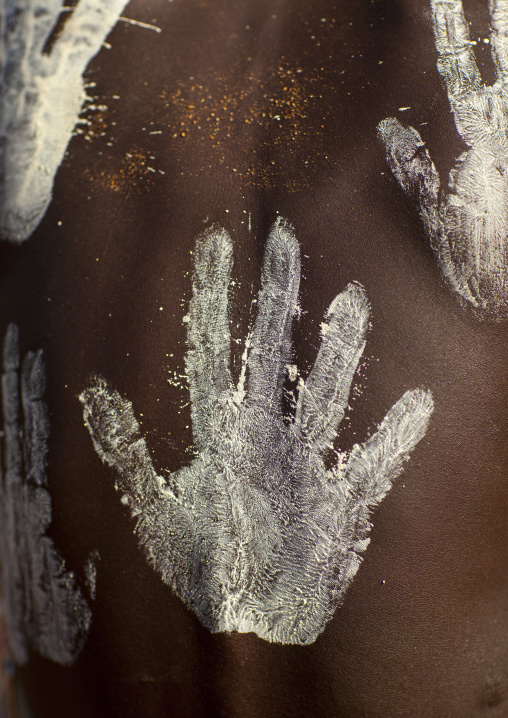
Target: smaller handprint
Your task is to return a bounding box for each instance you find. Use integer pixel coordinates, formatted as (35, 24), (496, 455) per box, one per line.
(0, 0), (128, 242)
(80, 218), (433, 645)
(378, 0), (508, 317)
(0, 325), (91, 665)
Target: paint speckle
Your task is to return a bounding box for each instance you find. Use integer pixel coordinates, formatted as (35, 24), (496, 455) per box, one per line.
(286, 364), (298, 382)
(79, 219), (433, 645)
(158, 57), (343, 193)
(84, 147), (161, 195)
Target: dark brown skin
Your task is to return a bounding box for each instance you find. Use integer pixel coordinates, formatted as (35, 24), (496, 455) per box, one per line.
(1, 1), (508, 716)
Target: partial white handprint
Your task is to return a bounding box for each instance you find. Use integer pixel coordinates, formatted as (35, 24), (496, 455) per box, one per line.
(378, 0), (508, 317)
(80, 219), (433, 645)
(0, 325), (91, 665)
(0, 0), (128, 242)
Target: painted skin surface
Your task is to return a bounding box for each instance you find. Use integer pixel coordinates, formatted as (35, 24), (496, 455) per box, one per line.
(80, 219), (433, 645)
(0, 325), (91, 666)
(0, 0), (129, 243)
(378, 0), (508, 318)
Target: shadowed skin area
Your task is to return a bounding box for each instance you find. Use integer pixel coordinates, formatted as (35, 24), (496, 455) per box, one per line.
(0, 0), (508, 716)
(79, 220), (432, 645)
(378, 0), (508, 318)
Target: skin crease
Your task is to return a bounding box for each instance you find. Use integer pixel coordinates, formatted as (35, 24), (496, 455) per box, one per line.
(0, 0), (507, 716)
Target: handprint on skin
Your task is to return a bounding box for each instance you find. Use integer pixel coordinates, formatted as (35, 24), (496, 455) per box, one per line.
(378, 0), (508, 317)
(0, 0), (128, 242)
(0, 325), (91, 665)
(80, 219), (433, 645)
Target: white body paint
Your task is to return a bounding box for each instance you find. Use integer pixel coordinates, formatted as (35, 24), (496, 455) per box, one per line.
(0, 0), (129, 242)
(0, 325), (91, 665)
(84, 550), (99, 601)
(378, 0), (508, 318)
(80, 219), (433, 645)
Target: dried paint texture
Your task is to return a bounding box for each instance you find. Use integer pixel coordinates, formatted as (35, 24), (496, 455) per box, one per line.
(80, 219), (433, 645)
(0, 0), (128, 242)
(0, 325), (91, 665)
(378, 0), (508, 318)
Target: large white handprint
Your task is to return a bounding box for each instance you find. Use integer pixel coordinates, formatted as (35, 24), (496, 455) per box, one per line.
(0, 0), (128, 243)
(378, 0), (508, 317)
(80, 219), (433, 645)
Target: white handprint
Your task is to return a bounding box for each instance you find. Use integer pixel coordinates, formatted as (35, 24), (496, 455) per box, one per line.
(378, 0), (508, 317)
(0, 325), (91, 665)
(80, 219), (433, 645)
(0, 0), (128, 243)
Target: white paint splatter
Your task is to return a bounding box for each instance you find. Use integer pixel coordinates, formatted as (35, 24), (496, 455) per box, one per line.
(119, 16), (161, 33)
(0, 325), (91, 665)
(79, 218), (433, 645)
(286, 364), (298, 382)
(378, 0), (508, 318)
(0, 0), (129, 243)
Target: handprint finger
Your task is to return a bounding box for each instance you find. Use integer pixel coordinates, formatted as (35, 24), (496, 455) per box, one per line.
(2, 324), (22, 478)
(430, 0), (482, 99)
(21, 350), (49, 487)
(378, 118), (483, 308)
(79, 376), (175, 511)
(247, 218), (300, 408)
(295, 283), (369, 455)
(377, 118), (441, 216)
(490, 0), (508, 82)
(0, 324), (26, 661)
(345, 388), (433, 507)
(186, 225), (234, 447)
(377, 118), (445, 256)
(79, 376), (193, 591)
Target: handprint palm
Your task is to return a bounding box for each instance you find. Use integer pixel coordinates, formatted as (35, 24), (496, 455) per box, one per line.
(80, 219), (433, 645)
(378, 0), (508, 317)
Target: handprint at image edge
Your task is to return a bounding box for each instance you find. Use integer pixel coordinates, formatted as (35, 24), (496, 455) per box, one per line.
(80, 218), (433, 645)
(0, 0), (129, 243)
(378, 0), (508, 318)
(0, 325), (91, 666)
